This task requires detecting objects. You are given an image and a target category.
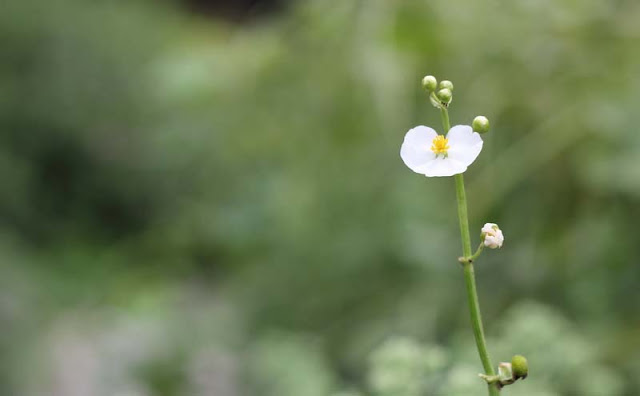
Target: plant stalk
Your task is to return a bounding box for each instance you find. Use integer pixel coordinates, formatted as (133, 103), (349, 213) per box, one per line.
(441, 107), (500, 396)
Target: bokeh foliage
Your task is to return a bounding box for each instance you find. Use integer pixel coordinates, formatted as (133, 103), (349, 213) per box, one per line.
(1, 0), (640, 395)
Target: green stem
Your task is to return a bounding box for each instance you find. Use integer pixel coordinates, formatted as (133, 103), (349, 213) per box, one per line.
(463, 258), (499, 396)
(469, 242), (485, 262)
(454, 174), (473, 258)
(441, 107), (500, 396)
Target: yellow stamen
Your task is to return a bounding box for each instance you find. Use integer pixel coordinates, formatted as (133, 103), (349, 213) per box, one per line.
(431, 135), (450, 155)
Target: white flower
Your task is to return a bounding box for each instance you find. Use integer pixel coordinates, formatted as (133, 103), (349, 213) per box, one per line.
(481, 223), (504, 249)
(400, 125), (483, 177)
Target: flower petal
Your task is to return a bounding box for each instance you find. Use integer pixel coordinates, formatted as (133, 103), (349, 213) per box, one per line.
(446, 125), (483, 168)
(400, 126), (438, 173)
(421, 157), (468, 177)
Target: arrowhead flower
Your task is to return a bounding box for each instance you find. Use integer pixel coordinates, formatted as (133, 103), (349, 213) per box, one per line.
(400, 125), (483, 177)
(398, 75), (520, 395)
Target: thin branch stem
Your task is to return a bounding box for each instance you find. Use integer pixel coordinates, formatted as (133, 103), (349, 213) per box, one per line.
(440, 107), (451, 131)
(469, 242), (485, 262)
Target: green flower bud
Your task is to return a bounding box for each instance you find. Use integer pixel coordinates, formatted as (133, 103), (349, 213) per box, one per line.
(421, 75), (438, 92)
(472, 116), (490, 134)
(436, 88), (452, 104)
(511, 355), (528, 380)
(439, 80), (454, 91)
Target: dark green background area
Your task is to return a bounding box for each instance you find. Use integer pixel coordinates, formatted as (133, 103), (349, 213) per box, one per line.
(1, 1), (639, 395)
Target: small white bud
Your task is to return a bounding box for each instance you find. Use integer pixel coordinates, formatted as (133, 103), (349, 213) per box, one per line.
(481, 223), (504, 249)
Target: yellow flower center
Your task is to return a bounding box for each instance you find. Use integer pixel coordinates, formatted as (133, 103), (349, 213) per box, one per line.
(431, 135), (450, 155)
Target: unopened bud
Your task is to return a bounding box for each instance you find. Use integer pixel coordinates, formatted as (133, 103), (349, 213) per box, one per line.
(439, 80), (454, 91)
(511, 355), (528, 380)
(472, 116), (490, 134)
(436, 88), (452, 105)
(481, 223), (504, 249)
(421, 75), (438, 92)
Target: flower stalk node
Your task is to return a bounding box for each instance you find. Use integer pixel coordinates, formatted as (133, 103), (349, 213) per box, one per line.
(479, 356), (528, 389)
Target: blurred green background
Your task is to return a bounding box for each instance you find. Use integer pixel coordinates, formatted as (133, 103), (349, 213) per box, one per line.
(2, 0), (640, 395)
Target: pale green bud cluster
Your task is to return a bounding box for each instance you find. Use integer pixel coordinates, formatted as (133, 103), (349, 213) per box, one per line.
(436, 79), (453, 106)
(420, 76), (493, 133)
(421, 75), (453, 108)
